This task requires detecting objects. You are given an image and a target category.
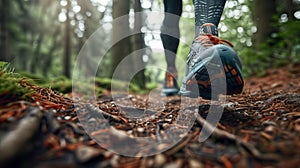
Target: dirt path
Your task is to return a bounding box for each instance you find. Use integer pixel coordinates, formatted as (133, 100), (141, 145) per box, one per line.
(1, 64), (300, 168)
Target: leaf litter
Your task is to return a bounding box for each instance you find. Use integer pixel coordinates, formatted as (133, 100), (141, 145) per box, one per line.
(0, 64), (300, 167)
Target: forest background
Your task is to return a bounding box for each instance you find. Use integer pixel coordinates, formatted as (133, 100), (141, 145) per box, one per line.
(0, 0), (299, 91)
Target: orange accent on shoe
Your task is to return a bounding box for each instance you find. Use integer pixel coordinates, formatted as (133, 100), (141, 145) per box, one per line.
(224, 65), (229, 72)
(187, 79), (210, 88)
(195, 34), (234, 48)
(187, 71), (225, 89)
(236, 75), (243, 85)
(231, 69), (237, 75)
(165, 70), (177, 88)
(202, 23), (215, 27)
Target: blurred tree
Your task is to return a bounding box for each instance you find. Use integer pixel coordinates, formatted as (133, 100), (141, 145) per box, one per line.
(42, 27), (61, 77)
(29, 1), (46, 74)
(1, 0), (298, 82)
(63, 0), (71, 78)
(273, 0), (300, 64)
(253, 0), (277, 47)
(280, 0), (298, 21)
(0, 0), (10, 62)
(131, 0), (146, 89)
(111, 0), (132, 80)
(75, 0), (107, 78)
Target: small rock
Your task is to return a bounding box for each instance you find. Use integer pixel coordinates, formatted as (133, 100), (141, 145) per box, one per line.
(271, 83), (282, 88)
(64, 116), (72, 120)
(75, 145), (101, 163)
(154, 154), (166, 167)
(163, 123), (169, 128)
(157, 143), (169, 150)
(110, 154), (120, 167)
(146, 158), (154, 167)
(137, 127), (144, 133)
(265, 125), (277, 134)
(222, 102), (235, 108)
(163, 159), (183, 168)
(262, 121), (277, 127)
(189, 159), (204, 168)
(103, 151), (114, 158)
(127, 130), (133, 134)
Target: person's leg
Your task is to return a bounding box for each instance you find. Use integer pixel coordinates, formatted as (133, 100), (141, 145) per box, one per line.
(180, 0), (244, 99)
(160, 0), (182, 96)
(161, 0), (182, 69)
(194, 0), (226, 36)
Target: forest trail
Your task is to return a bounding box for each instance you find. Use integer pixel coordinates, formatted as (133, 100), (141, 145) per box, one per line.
(1, 64), (300, 168)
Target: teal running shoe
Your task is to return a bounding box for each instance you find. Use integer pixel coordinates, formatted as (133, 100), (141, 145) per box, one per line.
(179, 23), (244, 100)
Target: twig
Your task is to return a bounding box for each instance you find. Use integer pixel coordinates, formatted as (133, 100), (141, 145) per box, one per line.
(85, 104), (128, 124)
(0, 107), (42, 164)
(195, 113), (236, 141)
(258, 93), (300, 112)
(194, 112), (279, 161)
(165, 133), (194, 156)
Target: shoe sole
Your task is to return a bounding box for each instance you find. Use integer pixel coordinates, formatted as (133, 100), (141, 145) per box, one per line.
(161, 88), (179, 96)
(180, 44), (244, 99)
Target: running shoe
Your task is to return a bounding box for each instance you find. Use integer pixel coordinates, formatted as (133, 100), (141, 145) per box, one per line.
(179, 23), (244, 100)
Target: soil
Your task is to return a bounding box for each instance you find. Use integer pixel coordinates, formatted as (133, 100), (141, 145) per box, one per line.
(0, 64), (300, 168)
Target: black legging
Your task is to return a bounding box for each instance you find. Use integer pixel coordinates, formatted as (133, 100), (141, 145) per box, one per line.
(161, 0), (226, 69)
(160, 0), (182, 68)
(194, 0), (226, 34)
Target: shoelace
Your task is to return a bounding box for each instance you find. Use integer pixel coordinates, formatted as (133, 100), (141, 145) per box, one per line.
(182, 34), (234, 92)
(195, 34), (234, 48)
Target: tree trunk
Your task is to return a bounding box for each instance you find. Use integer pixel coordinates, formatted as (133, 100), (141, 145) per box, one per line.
(111, 0), (131, 80)
(285, 0), (297, 21)
(63, 0), (71, 78)
(43, 27), (60, 77)
(253, 0), (277, 46)
(0, 0), (10, 62)
(132, 0), (146, 89)
(30, 34), (43, 73)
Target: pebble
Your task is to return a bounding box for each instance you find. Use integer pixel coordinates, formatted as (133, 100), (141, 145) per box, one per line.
(157, 143), (169, 150)
(146, 158), (154, 167)
(75, 145), (101, 163)
(265, 125), (277, 134)
(110, 155), (120, 167)
(137, 127), (144, 133)
(262, 121), (277, 126)
(154, 154), (166, 167)
(64, 116), (71, 120)
(189, 159), (204, 168)
(164, 159), (183, 168)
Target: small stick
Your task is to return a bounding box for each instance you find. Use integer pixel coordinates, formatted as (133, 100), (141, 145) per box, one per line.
(195, 112), (279, 161)
(258, 93), (300, 112)
(165, 133), (193, 156)
(0, 107), (42, 164)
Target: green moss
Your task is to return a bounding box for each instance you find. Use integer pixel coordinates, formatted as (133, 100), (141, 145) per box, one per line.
(0, 61), (154, 103)
(18, 72), (47, 85)
(0, 62), (33, 105)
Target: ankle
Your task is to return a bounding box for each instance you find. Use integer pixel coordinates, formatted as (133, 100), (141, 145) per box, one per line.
(198, 23), (219, 36)
(167, 66), (177, 73)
